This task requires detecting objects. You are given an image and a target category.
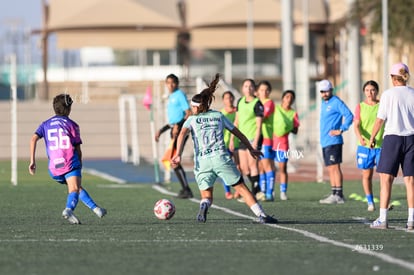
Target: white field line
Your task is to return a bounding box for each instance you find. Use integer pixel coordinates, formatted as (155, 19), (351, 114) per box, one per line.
(153, 185), (414, 272)
(83, 168), (127, 184)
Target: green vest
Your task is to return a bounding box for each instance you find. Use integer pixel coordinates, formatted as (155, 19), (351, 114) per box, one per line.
(261, 98), (274, 139)
(238, 97), (259, 140)
(273, 105), (296, 137)
(221, 108), (240, 148)
(359, 102), (384, 148)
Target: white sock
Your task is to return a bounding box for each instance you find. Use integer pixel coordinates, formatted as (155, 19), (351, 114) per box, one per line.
(250, 203), (265, 217)
(379, 208), (388, 222)
(408, 208), (414, 222)
(200, 198), (211, 208)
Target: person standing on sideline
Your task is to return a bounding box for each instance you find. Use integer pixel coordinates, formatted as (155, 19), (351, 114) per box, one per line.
(273, 90), (300, 201)
(155, 74), (193, 199)
(220, 91), (240, 199)
(29, 94), (106, 224)
(369, 63), (414, 230)
(172, 74), (278, 224)
(231, 79), (264, 197)
(353, 80), (384, 211)
(256, 81), (276, 201)
(318, 80), (354, 204)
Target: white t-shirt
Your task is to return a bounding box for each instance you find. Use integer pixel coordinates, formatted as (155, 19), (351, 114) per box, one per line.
(377, 85), (414, 136)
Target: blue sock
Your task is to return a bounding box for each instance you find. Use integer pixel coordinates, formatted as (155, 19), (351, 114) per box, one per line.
(79, 189), (97, 209)
(222, 181), (231, 193)
(265, 171), (274, 196)
(66, 191), (79, 210)
(280, 183), (288, 193)
(366, 194), (374, 204)
(259, 173), (266, 193)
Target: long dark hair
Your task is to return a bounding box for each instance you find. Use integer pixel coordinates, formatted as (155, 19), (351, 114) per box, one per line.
(191, 73), (220, 113)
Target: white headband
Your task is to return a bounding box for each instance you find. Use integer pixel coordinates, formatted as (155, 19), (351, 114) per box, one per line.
(191, 101), (201, 107)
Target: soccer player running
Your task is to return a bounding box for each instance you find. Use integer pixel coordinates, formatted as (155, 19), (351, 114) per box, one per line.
(353, 80), (384, 211)
(256, 81), (276, 201)
(172, 74), (278, 224)
(318, 80), (353, 204)
(155, 74), (193, 199)
(273, 90), (300, 201)
(29, 94), (106, 224)
(231, 79), (263, 198)
(369, 63), (414, 230)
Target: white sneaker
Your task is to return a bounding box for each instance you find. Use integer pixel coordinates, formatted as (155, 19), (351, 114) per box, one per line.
(370, 218), (388, 229)
(280, 192), (288, 201)
(319, 194), (337, 204)
(367, 204), (375, 212)
(336, 195), (345, 204)
(93, 207), (107, 218)
(62, 208), (80, 224)
(255, 192), (266, 201)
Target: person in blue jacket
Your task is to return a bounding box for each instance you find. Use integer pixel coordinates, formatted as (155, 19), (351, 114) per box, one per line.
(318, 80), (354, 204)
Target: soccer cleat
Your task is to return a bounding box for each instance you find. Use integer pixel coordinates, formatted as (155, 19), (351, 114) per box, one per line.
(93, 206), (107, 218)
(62, 208), (81, 224)
(406, 221), (414, 231)
(280, 192), (288, 201)
(367, 204), (375, 212)
(255, 191), (266, 201)
(370, 218), (388, 229)
(319, 194), (337, 204)
(177, 188), (193, 199)
(225, 192), (233, 200)
(258, 215), (278, 224)
(197, 202), (209, 223)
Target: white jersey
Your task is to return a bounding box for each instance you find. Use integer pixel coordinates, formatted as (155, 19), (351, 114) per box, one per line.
(377, 85), (414, 136)
(183, 110), (235, 161)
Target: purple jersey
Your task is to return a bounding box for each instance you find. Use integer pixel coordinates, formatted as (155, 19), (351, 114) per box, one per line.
(35, 116), (82, 176)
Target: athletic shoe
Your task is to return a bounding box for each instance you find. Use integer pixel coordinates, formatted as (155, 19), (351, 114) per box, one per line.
(258, 215), (278, 224)
(93, 207), (107, 218)
(197, 202), (209, 223)
(370, 218), (388, 229)
(280, 192), (288, 201)
(225, 192), (233, 200)
(319, 194), (337, 204)
(406, 221), (414, 231)
(255, 191), (266, 201)
(265, 194), (274, 202)
(336, 195), (345, 204)
(177, 188), (193, 199)
(237, 196), (245, 203)
(62, 208), (80, 224)
(367, 204), (375, 212)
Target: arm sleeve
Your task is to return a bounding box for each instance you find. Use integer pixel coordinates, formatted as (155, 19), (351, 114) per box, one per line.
(254, 100), (264, 117)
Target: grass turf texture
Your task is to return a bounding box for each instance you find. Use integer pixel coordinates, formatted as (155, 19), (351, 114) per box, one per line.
(0, 160), (413, 275)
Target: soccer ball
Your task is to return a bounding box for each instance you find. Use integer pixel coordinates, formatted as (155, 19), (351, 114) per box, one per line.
(153, 199), (176, 220)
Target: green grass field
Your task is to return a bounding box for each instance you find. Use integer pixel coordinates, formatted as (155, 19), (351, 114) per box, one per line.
(0, 160), (413, 275)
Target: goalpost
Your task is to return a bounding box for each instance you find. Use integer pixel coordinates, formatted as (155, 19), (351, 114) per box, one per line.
(10, 54), (18, 186)
(118, 95), (140, 165)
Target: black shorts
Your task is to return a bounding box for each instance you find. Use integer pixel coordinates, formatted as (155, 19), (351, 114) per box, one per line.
(377, 135), (414, 177)
(322, 144), (342, 166)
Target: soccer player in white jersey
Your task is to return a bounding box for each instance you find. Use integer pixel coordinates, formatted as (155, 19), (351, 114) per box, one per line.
(172, 74), (278, 224)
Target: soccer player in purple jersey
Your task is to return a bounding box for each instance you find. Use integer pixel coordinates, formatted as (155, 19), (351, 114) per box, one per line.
(29, 94), (106, 224)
